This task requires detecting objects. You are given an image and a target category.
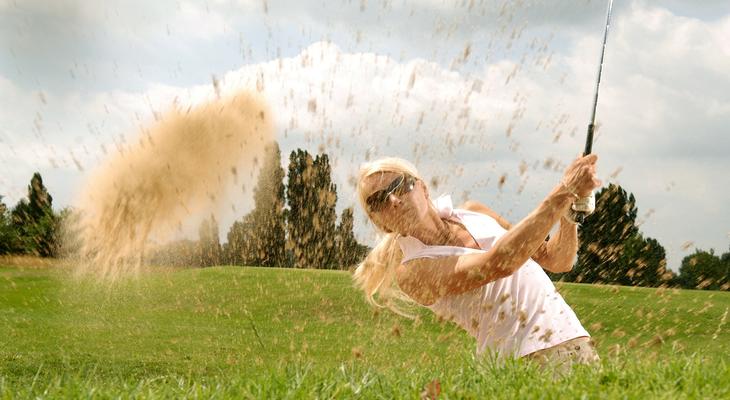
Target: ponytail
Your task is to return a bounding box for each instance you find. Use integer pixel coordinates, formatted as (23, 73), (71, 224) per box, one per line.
(353, 232), (415, 318)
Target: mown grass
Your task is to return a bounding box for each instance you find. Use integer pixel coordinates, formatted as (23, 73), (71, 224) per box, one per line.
(1, 263), (728, 398)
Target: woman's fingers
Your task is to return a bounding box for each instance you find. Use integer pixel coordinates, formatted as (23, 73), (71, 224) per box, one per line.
(562, 154), (600, 196)
(579, 154), (598, 166)
(574, 164), (600, 195)
(567, 155), (598, 174)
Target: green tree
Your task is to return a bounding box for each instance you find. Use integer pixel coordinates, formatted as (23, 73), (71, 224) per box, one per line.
(10, 173), (57, 256)
(617, 233), (671, 287)
(721, 247), (730, 291)
(721, 247), (730, 265)
(225, 218), (254, 265)
(223, 221), (246, 265)
(678, 249), (727, 290)
(286, 149), (338, 268)
(564, 183), (638, 284)
(223, 142), (287, 267)
(312, 153), (338, 268)
(240, 142), (287, 267)
(335, 207), (366, 269)
(0, 195), (18, 254)
(285, 149), (312, 268)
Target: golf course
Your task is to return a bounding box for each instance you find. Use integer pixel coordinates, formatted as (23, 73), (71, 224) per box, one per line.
(2, 259), (728, 398)
(3, 0), (730, 398)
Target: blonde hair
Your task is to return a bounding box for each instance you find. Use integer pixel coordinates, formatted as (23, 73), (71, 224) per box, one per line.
(352, 157), (422, 318)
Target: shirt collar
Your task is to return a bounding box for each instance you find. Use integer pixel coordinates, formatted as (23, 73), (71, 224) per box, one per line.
(432, 194), (453, 219)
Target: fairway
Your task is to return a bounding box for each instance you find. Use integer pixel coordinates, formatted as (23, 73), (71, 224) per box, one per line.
(1, 262), (729, 398)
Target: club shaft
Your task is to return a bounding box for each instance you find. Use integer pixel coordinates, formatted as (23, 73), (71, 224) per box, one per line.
(584, 0), (614, 156)
(577, 0), (614, 224)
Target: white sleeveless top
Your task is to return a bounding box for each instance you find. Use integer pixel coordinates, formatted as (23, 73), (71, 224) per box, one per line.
(397, 195), (590, 358)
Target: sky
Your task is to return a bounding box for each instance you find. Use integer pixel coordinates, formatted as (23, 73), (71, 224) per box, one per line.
(1, 0), (729, 271)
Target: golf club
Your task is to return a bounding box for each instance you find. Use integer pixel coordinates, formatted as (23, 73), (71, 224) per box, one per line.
(574, 0), (614, 224)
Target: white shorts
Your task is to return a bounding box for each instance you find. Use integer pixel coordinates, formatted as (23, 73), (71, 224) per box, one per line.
(524, 336), (600, 377)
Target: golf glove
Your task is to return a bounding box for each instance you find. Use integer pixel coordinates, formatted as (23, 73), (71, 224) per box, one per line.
(565, 191), (595, 224)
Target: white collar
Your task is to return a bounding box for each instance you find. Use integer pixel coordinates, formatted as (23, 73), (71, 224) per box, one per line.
(432, 194), (454, 219)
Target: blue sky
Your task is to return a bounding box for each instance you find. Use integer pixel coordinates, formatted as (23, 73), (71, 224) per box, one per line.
(1, 0), (729, 270)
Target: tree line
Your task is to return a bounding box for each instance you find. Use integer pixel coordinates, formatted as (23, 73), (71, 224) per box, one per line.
(147, 143), (369, 270)
(1, 160), (728, 288)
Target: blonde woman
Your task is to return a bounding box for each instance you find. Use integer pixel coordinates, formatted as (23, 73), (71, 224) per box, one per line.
(353, 155), (602, 373)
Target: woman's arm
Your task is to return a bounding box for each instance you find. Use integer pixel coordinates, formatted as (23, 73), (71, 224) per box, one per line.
(461, 200), (576, 273)
(531, 217), (579, 273)
(396, 155), (599, 306)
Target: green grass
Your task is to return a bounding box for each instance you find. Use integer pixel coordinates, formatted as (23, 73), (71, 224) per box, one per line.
(1, 263), (728, 399)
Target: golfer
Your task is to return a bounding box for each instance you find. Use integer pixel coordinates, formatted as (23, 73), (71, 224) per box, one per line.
(353, 155), (601, 372)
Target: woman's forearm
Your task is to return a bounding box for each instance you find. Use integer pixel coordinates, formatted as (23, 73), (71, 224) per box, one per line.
(487, 184), (575, 274)
(541, 217), (579, 272)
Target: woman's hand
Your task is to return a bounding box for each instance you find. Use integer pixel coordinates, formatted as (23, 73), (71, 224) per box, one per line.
(561, 154), (602, 198)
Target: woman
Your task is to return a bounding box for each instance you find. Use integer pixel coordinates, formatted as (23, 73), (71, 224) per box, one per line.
(353, 155), (602, 373)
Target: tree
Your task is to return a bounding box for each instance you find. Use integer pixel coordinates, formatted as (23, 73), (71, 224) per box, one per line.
(284, 149), (311, 268)
(722, 247), (730, 291)
(242, 142), (287, 267)
(286, 149), (338, 268)
(311, 153), (338, 268)
(335, 207), (369, 269)
(223, 142), (287, 267)
(0, 195), (18, 254)
(564, 183), (638, 284)
(27, 172), (53, 221)
(10, 173), (57, 256)
(677, 249), (728, 290)
(224, 219), (253, 265)
(721, 247), (730, 265)
(198, 214), (221, 267)
(616, 233), (672, 287)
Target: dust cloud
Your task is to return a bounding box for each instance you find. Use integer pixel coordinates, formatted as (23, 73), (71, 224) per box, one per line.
(67, 91), (274, 282)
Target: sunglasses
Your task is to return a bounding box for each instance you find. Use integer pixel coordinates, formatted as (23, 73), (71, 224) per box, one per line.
(366, 174), (416, 213)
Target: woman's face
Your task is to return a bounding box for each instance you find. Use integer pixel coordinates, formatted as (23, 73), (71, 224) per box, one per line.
(362, 171), (431, 234)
